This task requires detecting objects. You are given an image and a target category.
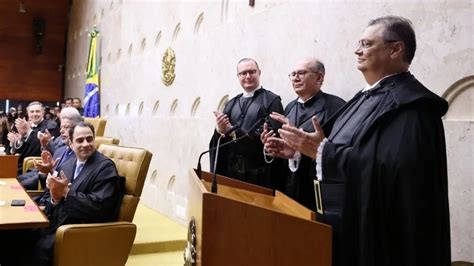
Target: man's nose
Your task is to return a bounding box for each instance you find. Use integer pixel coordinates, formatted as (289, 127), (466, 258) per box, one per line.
(354, 46), (362, 55)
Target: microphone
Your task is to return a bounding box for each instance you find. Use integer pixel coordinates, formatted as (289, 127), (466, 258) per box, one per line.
(245, 116), (265, 136)
(196, 125), (241, 180)
(222, 125), (239, 137)
(196, 116), (268, 193)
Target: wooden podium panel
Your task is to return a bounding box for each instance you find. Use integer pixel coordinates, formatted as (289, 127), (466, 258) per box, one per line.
(188, 169), (332, 266)
(0, 155), (19, 178)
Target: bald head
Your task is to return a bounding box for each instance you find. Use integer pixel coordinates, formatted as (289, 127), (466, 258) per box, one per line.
(289, 57), (325, 101)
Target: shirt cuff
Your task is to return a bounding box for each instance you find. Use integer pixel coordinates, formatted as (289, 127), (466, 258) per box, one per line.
(13, 138), (24, 150)
(50, 198), (59, 205)
(315, 138), (328, 181)
(215, 126), (224, 135)
(216, 126), (236, 139)
(288, 151), (301, 172)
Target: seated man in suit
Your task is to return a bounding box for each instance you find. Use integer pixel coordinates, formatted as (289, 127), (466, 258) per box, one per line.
(0, 122), (124, 266)
(38, 107), (83, 155)
(17, 107), (83, 190)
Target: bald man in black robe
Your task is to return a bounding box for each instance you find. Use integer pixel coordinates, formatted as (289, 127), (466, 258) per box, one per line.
(269, 17), (450, 266)
(262, 57), (345, 210)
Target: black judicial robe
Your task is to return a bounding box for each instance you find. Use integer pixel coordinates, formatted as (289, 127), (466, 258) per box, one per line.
(12, 119), (59, 174)
(320, 72), (450, 266)
(209, 87), (284, 189)
(283, 91), (345, 210)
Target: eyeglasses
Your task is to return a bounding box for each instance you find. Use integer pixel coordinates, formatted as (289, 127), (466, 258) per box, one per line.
(60, 125), (72, 130)
(237, 69), (258, 78)
(288, 70), (318, 80)
(356, 39), (399, 50)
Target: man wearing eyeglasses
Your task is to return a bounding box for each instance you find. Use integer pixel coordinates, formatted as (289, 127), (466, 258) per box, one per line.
(209, 58), (284, 189)
(262, 57), (345, 210)
(270, 16), (450, 266)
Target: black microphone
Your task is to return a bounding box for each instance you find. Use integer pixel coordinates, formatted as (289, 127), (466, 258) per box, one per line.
(197, 115), (268, 193)
(222, 125), (239, 137)
(245, 116), (266, 136)
(196, 125), (241, 179)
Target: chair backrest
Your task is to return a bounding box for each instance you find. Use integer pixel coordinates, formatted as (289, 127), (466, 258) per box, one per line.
(98, 144), (152, 222)
(22, 156), (41, 175)
(94, 136), (120, 149)
(83, 117), (107, 137)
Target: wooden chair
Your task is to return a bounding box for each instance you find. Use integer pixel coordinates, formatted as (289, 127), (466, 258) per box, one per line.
(53, 144), (152, 266)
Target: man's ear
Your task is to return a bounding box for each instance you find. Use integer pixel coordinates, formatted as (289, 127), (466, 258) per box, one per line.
(317, 73), (324, 84)
(390, 42), (405, 60)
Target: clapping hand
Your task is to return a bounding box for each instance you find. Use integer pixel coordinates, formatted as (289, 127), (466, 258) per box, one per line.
(38, 129), (52, 149)
(276, 116), (325, 159)
(34, 150), (56, 174)
(47, 170), (71, 203)
(14, 118), (30, 136)
(214, 111), (232, 135)
(261, 113), (296, 159)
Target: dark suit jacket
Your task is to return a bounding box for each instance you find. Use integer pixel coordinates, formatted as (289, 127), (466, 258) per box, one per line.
(18, 144), (74, 190)
(43, 150), (124, 233)
(15, 119), (59, 173)
(25, 150), (123, 265)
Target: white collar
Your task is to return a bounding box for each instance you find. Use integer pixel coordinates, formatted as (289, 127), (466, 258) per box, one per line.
(297, 93), (317, 104)
(242, 86), (262, 98)
(76, 159), (87, 165)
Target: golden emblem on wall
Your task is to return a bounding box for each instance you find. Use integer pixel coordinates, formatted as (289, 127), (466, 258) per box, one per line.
(161, 47), (176, 86)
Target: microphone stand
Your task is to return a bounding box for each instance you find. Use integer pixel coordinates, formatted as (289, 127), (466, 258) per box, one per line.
(210, 135), (224, 193)
(198, 116), (267, 194)
(196, 134), (247, 183)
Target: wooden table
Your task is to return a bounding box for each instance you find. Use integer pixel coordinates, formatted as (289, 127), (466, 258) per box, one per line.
(0, 178), (49, 230)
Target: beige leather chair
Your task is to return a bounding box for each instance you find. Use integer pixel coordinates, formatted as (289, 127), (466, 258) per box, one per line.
(94, 136), (120, 148)
(22, 156), (40, 175)
(21, 156), (45, 194)
(83, 117), (107, 137)
(53, 144), (153, 266)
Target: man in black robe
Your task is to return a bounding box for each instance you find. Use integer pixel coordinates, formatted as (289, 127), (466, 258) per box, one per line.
(209, 58), (284, 189)
(262, 57), (345, 210)
(270, 16), (450, 266)
(7, 101), (59, 174)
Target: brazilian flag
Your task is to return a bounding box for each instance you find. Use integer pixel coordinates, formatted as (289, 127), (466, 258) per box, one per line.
(83, 28), (100, 117)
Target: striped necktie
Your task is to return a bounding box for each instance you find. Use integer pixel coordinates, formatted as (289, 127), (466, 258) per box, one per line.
(73, 163), (84, 180)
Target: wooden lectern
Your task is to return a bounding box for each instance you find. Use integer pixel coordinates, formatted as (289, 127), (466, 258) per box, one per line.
(0, 154), (19, 178)
(187, 169), (332, 266)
